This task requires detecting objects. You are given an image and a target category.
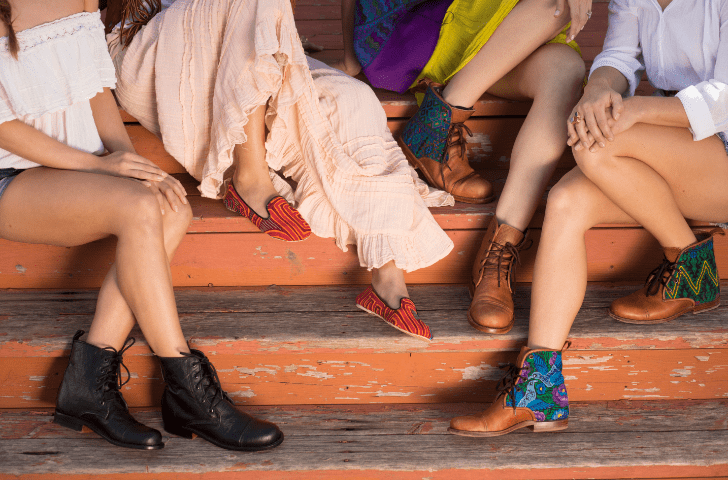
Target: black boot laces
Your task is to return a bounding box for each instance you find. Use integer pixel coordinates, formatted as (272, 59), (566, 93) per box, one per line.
(495, 362), (528, 414)
(644, 256), (677, 297)
(186, 352), (233, 413)
(97, 337), (135, 413)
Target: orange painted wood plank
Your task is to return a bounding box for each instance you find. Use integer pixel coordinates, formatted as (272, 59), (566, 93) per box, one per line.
(2, 349), (726, 408)
(2, 227), (728, 288)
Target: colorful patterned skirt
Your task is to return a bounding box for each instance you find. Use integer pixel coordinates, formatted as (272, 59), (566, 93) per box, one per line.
(354, 0), (580, 93)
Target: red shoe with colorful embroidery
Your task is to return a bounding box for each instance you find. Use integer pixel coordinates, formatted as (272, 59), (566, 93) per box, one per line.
(356, 286), (433, 342)
(223, 184), (312, 242)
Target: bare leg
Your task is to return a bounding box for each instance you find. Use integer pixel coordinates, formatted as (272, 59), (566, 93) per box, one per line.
(371, 261), (409, 308)
(442, 0), (570, 108)
(329, 0), (362, 77)
(529, 127), (728, 350)
(86, 201), (191, 351)
(0, 168), (192, 357)
(486, 43), (584, 231)
(231, 105), (279, 217)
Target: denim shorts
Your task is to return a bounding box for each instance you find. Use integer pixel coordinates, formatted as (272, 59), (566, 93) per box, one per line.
(0, 168), (22, 205)
(719, 132), (728, 157)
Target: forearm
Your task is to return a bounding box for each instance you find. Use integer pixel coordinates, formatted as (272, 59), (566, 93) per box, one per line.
(0, 120), (101, 171)
(631, 96), (690, 129)
(89, 88), (136, 154)
(586, 66), (630, 97)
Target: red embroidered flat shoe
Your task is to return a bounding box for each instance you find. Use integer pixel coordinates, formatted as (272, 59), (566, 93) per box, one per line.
(356, 286), (432, 342)
(223, 184), (312, 242)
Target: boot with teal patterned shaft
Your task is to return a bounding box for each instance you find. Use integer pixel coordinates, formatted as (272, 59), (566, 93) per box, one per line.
(610, 228), (724, 324)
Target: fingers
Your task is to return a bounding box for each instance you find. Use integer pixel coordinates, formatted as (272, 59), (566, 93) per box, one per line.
(572, 131), (595, 152)
(567, 115), (580, 147)
(554, 0), (566, 16)
(594, 107), (614, 143)
(567, 0), (592, 41)
(143, 181), (167, 215)
(610, 92), (624, 121)
(583, 108), (607, 151)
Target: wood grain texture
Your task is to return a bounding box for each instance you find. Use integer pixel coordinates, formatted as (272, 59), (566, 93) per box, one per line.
(2, 224), (728, 288)
(1, 285), (727, 408)
(0, 401), (726, 477)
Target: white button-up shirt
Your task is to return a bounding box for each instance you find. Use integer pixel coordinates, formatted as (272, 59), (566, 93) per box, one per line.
(590, 0), (728, 141)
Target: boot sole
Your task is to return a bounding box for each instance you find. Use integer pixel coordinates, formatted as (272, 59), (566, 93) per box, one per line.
(448, 419), (568, 437)
(396, 136), (495, 205)
(467, 311), (514, 334)
(54, 411), (164, 450)
(164, 422), (285, 452)
(466, 283), (515, 334)
(609, 299), (720, 325)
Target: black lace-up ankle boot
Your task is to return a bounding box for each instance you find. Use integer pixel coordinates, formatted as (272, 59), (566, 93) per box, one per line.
(54, 330), (164, 450)
(159, 349), (283, 451)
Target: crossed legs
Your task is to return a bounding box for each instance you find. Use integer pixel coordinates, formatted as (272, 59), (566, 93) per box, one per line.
(0, 168), (192, 356)
(529, 125), (728, 350)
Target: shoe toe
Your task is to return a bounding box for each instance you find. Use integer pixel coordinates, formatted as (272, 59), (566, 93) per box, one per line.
(450, 414), (486, 433)
(241, 419), (283, 449)
(469, 300), (513, 331)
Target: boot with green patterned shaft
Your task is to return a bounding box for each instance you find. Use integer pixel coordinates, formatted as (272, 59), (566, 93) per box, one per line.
(610, 228), (724, 324)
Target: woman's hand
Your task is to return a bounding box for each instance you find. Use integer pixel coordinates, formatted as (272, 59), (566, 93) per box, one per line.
(142, 176), (189, 215)
(568, 81), (624, 150)
(569, 97), (644, 153)
(555, 0), (593, 41)
(91, 151), (169, 182)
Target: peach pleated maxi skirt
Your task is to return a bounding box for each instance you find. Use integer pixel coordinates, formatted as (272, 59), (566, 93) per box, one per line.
(109, 0), (454, 272)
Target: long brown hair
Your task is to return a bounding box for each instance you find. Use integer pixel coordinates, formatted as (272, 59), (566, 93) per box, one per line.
(104, 0), (160, 46)
(0, 0), (19, 59)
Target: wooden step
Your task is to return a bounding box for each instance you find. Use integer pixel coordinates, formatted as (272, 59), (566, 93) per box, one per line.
(1, 400), (726, 478)
(1, 284), (726, 410)
(1, 171), (726, 288)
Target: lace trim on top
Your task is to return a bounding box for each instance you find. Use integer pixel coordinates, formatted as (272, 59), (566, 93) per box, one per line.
(0, 11), (116, 122)
(0, 11), (101, 54)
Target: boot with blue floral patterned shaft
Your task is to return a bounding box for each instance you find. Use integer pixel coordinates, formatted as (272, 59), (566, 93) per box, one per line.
(449, 345), (569, 437)
(610, 228), (723, 324)
(397, 78), (493, 204)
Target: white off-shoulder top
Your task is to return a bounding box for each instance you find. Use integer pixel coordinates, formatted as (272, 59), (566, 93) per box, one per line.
(0, 11), (117, 170)
(590, 0), (728, 142)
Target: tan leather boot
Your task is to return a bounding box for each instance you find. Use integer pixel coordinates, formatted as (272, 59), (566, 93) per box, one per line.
(468, 217), (526, 334)
(609, 229), (724, 324)
(449, 346), (569, 437)
(397, 79), (494, 204)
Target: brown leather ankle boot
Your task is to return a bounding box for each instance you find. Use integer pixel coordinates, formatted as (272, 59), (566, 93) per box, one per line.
(609, 229), (723, 324)
(397, 79), (493, 204)
(468, 217), (527, 334)
(449, 346), (569, 437)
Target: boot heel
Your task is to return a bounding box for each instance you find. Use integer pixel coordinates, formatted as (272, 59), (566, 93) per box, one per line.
(163, 421), (196, 439)
(530, 419), (568, 433)
(54, 411), (86, 432)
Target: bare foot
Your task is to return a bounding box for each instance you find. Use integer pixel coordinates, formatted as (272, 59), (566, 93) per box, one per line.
(372, 261), (409, 308)
(328, 57), (362, 77)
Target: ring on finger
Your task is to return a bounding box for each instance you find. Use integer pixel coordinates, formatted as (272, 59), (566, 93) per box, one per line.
(570, 111), (582, 125)
(586, 10), (592, 19)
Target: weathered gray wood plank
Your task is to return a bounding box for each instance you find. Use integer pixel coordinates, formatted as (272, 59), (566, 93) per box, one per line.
(0, 402), (726, 475)
(1, 285), (726, 354)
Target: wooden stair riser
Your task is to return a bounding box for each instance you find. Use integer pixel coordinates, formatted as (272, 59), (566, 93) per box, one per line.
(2, 348), (725, 409)
(2, 227), (728, 288)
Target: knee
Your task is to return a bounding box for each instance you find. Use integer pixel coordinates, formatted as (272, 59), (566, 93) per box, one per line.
(572, 144), (614, 180)
(120, 187), (165, 233)
(545, 177), (594, 228)
(164, 201), (193, 241)
(535, 47), (586, 97)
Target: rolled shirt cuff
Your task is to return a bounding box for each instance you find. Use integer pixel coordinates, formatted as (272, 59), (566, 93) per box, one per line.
(677, 85), (716, 141)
